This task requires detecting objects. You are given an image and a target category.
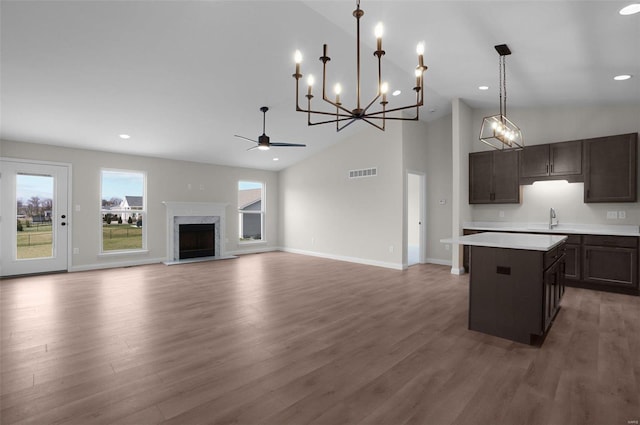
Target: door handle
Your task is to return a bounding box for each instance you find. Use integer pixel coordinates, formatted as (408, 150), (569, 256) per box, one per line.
(61, 222), (66, 226)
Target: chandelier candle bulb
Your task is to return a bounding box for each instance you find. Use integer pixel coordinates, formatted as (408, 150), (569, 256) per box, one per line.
(417, 42), (425, 69)
(375, 23), (383, 52)
(307, 75), (314, 96)
(294, 50), (302, 74)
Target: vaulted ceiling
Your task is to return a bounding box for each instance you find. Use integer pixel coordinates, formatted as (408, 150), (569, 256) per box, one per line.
(2, 1), (638, 171)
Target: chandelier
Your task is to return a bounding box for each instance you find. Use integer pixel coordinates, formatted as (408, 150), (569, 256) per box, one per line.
(292, 0), (427, 132)
(479, 44), (524, 150)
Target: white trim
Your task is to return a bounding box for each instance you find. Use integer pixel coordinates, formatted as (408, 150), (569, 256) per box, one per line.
(450, 267), (466, 275)
(69, 256), (165, 272)
(228, 245), (279, 256)
(426, 257), (452, 266)
(281, 247), (404, 270)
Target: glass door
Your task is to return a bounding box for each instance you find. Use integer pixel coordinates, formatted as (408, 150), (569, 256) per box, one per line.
(1, 160), (69, 276)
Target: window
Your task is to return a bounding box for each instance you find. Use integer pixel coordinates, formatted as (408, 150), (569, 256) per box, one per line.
(238, 181), (264, 242)
(100, 169), (146, 252)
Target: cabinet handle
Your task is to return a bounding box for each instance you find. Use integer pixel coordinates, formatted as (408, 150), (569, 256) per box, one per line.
(550, 163), (554, 173)
(546, 164), (549, 174)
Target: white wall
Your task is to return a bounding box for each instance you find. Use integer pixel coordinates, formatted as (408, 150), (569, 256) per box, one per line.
(469, 105), (640, 226)
(402, 115), (454, 265)
(279, 123), (404, 269)
(1, 139), (279, 271)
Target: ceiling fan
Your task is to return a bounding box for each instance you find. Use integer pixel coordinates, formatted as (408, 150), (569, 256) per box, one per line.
(234, 106), (306, 151)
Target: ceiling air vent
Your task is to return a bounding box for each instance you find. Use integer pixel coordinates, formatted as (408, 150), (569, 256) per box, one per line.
(348, 167), (378, 179)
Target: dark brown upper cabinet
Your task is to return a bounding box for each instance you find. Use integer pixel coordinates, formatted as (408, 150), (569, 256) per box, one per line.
(519, 141), (583, 184)
(469, 150), (520, 204)
(584, 133), (637, 203)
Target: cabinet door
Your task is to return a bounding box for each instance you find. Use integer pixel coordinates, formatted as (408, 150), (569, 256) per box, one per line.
(469, 151), (493, 204)
(583, 245), (638, 289)
(550, 140), (582, 176)
(564, 243), (581, 281)
(492, 150), (520, 203)
(584, 133), (637, 202)
(543, 260), (561, 332)
(520, 145), (549, 178)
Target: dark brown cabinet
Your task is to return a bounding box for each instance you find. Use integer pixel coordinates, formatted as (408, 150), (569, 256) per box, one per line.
(583, 235), (638, 290)
(584, 133), (637, 203)
(463, 229), (638, 295)
(469, 241), (565, 344)
(563, 234), (582, 282)
(543, 247), (565, 332)
(469, 150), (519, 204)
(520, 141), (583, 184)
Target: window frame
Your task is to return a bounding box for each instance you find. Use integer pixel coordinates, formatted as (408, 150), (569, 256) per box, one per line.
(99, 168), (147, 255)
(238, 180), (265, 244)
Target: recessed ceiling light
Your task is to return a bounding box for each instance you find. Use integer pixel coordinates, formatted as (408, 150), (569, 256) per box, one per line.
(619, 3), (640, 15)
(478, 86), (489, 90)
(273, 157), (279, 161)
(614, 74), (632, 81)
(119, 134), (131, 139)
(392, 90), (401, 96)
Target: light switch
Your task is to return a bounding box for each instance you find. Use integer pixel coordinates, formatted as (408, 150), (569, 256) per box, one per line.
(618, 211), (626, 219)
(75, 205), (81, 212)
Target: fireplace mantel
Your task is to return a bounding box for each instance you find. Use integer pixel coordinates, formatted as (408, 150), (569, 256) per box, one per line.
(162, 201), (230, 264)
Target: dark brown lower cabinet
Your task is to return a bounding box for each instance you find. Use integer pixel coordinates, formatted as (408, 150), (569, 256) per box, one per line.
(583, 235), (638, 291)
(469, 243), (565, 345)
(463, 230), (639, 295)
(563, 234), (582, 282)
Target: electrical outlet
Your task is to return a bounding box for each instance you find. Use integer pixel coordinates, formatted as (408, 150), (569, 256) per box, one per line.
(73, 248), (79, 254)
(499, 211), (505, 218)
(439, 199), (446, 205)
(607, 211), (618, 219)
(445, 244), (450, 251)
(75, 204), (81, 212)
(389, 245), (394, 253)
(618, 211), (626, 219)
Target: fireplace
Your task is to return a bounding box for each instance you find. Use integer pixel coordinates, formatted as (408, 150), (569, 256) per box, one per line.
(179, 223), (215, 259)
(162, 201), (230, 264)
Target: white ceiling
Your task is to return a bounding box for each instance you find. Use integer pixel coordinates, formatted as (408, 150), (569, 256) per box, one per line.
(1, 1), (639, 171)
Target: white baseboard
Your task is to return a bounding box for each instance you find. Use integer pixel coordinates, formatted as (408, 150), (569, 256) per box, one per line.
(227, 246), (279, 256)
(450, 267), (466, 275)
(69, 256), (166, 273)
(280, 247), (404, 270)
(426, 258), (452, 266)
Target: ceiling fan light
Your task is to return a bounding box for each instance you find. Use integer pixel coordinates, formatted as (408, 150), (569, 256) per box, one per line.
(258, 145), (270, 151)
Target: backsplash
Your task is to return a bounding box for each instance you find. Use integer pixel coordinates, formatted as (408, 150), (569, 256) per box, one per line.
(471, 181), (640, 225)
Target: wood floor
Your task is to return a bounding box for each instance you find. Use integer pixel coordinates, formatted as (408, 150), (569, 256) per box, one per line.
(1, 252), (639, 425)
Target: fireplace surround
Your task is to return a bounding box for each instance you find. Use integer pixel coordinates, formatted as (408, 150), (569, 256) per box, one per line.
(162, 201), (232, 264)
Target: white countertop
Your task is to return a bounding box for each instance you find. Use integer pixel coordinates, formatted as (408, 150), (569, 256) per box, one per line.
(441, 232), (568, 251)
(463, 221), (640, 237)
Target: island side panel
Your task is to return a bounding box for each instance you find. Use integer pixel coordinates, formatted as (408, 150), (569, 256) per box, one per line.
(469, 246), (544, 344)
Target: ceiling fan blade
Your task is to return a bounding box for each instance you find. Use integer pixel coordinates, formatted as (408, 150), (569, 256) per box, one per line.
(270, 142), (307, 147)
(234, 134), (258, 143)
(246, 146), (259, 151)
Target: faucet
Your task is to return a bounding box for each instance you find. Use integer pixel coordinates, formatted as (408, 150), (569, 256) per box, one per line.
(549, 208), (559, 229)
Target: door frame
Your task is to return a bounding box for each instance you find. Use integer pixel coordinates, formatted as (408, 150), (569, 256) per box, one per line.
(1, 157), (73, 276)
(405, 170), (426, 268)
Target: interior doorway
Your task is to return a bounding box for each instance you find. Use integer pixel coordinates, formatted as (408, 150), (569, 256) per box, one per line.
(407, 171), (425, 267)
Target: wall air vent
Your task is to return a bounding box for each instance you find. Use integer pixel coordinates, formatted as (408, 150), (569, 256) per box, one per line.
(348, 167), (378, 179)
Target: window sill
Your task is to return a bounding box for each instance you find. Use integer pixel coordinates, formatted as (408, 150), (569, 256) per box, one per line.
(98, 249), (149, 257)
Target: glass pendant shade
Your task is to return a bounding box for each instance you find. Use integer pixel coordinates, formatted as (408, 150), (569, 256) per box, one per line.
(479, 114), (524, 150)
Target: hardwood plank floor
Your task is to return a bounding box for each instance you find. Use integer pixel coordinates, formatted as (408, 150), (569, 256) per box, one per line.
(1, 251), (639, 425)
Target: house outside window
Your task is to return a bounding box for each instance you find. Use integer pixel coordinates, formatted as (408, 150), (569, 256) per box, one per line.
(100, 169), (146, 252)
(238, 181), (264, 242)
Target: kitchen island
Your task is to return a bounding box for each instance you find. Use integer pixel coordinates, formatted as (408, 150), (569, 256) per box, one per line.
(443, 232), (568, 345)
